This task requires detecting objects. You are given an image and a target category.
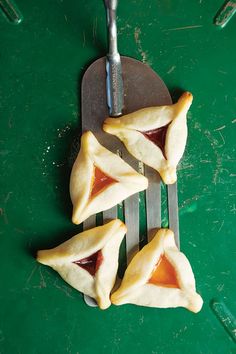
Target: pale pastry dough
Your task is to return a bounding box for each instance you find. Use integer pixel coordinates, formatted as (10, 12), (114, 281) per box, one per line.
(70, 131), (148, 225)
(37, 219), (127, 310)
(111, 228), (203, 313)
(103, 92), (193, 184)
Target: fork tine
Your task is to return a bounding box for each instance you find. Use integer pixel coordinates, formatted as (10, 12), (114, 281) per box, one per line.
(145, 167), (161, 242)
(124, 194), (140, 264)
(103, 206), (117, 221)
(123, 154), (140, 264)
(84, 294), (97, 307)
(83, 215), (96, 231)
(83, 216), (98, 306)
(167, 183), (180, 249)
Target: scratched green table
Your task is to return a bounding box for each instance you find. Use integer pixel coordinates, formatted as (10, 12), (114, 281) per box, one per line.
(0, 1), (235, 353)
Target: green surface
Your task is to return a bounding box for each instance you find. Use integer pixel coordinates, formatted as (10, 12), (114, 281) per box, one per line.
(0, 0), (236, 353)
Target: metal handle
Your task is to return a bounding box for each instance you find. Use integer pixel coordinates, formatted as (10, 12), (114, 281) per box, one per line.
(0, 0), (23, 24)
(104, 0), (123, 116)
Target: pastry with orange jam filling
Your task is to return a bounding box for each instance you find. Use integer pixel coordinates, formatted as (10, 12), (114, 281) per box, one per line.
(37, 219), (127, 310)
(103, 92), (193, 184)
(70, 131), (148, 225)
(90, 167), (118, 198)
(111, 228), (203, 313)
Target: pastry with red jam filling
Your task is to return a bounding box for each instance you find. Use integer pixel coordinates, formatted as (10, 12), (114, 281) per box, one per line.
(103, 92), (193, 184)
(111, 228), (203, 313)
(37, 219), (127, 309)
(70, 131), (148, 225)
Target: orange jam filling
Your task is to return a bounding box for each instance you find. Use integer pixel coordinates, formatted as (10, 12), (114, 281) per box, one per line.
(141, 124), (170, 156)
(148, 254), (179, 288)
(90, 166), (117, 198)
(73, 250), (103, 276)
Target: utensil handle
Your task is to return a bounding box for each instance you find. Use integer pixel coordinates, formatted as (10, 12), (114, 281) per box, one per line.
(104, 0), (123, 116)
(0, 0), (23, 24)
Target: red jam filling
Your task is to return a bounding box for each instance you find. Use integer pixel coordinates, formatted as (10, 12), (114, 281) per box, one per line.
(73, 250), (103, 276)
(141, 124), (170, 156)
(90, 166), (117, 198)
(148, 254), (179, 288)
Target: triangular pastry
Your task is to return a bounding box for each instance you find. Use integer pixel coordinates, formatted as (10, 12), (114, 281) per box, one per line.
(70, 131), (148, 224)
(103, 92), (193, 184)
(111, 228), (203, 313)
(37, 219), (127, 310)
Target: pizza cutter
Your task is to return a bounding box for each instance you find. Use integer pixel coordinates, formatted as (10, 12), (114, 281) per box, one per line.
(81, 0), (179, 306)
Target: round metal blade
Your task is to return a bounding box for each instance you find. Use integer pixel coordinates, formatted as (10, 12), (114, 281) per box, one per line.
(82, 56), (172, 151)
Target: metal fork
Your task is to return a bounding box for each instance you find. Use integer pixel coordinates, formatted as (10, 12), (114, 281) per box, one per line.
(82, 0), (179, 307)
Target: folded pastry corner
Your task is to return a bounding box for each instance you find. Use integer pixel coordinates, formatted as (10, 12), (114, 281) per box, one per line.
(37, 219), (127, 310)
(111, 228), (203, 313)
(70, 131), (148, 225)
(103, 92), (193, 185)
